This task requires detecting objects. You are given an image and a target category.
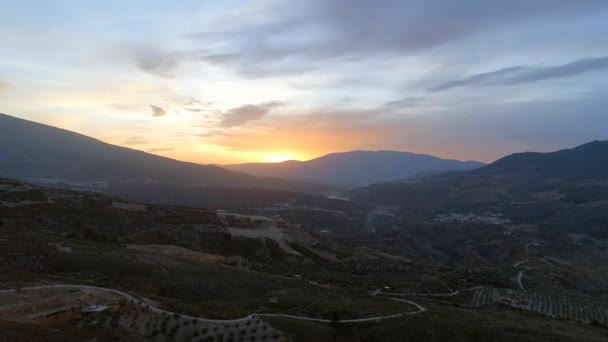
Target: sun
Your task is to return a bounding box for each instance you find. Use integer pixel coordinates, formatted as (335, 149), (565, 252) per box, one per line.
(265, 154), (295, 163)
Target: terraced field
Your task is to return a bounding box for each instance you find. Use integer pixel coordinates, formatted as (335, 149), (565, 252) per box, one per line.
(0, 285), (287, 341)
(471, 287), (608, 324)
(587, 266), (608, 290)
(110, 305), (286, 342)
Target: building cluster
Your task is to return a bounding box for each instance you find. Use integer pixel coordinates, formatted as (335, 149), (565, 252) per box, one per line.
(220, 214), (268, 228)
(262, 202), (348, 217)
(434, 212), (510, 225)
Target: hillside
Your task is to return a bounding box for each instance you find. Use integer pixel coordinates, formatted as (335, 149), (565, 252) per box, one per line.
(478, 140), (608, 179)
(0, 114), (329, 192)
(2, 178), (608, 340)
(349, 141), (608, 232)
(351, 140), (608, 202)
(225, 150), (485, 187)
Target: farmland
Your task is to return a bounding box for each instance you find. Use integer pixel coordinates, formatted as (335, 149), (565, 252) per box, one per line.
(471, 287), (608, 324)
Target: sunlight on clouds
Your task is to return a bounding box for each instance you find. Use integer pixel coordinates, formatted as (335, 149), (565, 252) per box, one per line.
(1, 1), (607, 165)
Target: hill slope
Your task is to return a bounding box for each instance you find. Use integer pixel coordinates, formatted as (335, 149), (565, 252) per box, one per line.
(226, 150), (485, 187)
(0, 113), (328, 192)
(478, 140), (608, 179)
(349, 140), (608, 234)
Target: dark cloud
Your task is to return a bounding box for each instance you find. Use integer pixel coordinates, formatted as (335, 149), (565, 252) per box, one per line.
(135, 49), (185, 78)
(122, 136), (148, 146)
(430, 56), (608, 91)
(509, 56), (608, 83)
(318, 0), (607, 55)
(384, 97), (424, 108)
(150, 105), (167, 117)
(145, 0), (607, 78)
(429, 67), (524, 91)
(219, 101), (283, 128)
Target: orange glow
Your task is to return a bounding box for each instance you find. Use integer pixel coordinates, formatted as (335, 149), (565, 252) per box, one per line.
(265, 154), (297, 163)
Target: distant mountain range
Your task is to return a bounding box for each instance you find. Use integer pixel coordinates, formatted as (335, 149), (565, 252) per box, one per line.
(5, 112), (601, 195)
(349, 140), (608, 232)
(225, 151), (485, 187)
(0, 113), (329, 192)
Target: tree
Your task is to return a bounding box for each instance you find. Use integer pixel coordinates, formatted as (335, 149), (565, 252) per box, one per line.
(330, 310), (340, 324)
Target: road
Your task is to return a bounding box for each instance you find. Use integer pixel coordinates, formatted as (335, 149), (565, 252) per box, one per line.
(1, 283), (426, 324)
(259, 297), (426, 323)
(386, 298), (427, 314)
(513, 259), (537, 292)
(0, 284), (254, 324)
(0, 284), (138, 302)
(516, 271), (526, 292)
(374, 289), (460, 297)
(258, 313), (405, 323)
(513, 259), (534, 268)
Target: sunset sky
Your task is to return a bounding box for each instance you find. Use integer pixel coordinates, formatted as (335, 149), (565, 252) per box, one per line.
(1, 1), (608, 164)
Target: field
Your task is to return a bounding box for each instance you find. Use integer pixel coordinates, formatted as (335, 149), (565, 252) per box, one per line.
(470, 287), (608, 324)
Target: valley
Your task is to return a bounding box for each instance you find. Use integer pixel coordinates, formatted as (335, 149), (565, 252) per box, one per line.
(1, 121), (608, 341)
(4, 1), (608, 340)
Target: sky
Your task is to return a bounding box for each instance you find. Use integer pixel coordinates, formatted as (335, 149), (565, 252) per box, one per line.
(1, 0), (608, 164)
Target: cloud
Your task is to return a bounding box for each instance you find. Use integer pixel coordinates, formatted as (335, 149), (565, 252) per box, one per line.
(429, 67), (524, 91)
(0, 81), (9, 91)
(122, 136), (148, 146)
(384, 97), (424, 108)
(430, 55), (608, 91)
(206, 108), (398, 154)
(182, 98), (214, 112)
(150, 105), (167, 117)
(135, 49), (186, 78)
(509, 56), (608, 83)
(199, 88), (608, 163)
(219, 101), (283, 128)
(142, 0), (608, 79)
(316, 1), (607, 54)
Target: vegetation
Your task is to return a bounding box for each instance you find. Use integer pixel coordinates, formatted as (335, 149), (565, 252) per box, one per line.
(2, 137), (608, 342)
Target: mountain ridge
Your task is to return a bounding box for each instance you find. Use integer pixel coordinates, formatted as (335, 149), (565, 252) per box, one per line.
(225, 150), (485, 187)
(0, 113), (331, 192)
(476, 140), (608, 178)
(348, 140), (608, 221)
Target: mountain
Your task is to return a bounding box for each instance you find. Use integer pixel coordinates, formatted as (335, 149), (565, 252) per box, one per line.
(0, 113), (330, 192)
(349, 140), (608, 233)
(225, 150), (485, 187)
(478, 140), (608, 179)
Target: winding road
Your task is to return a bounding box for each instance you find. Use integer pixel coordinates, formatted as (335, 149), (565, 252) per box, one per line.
(374, 289), (460, 297)
(1, 283), (427, 324)
(513, 259), (536, 292)
(516, 271), (526, 292)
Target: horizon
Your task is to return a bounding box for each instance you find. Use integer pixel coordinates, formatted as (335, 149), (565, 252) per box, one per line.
(3, 111), (603, 166)
(2, 1), (608, 164)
